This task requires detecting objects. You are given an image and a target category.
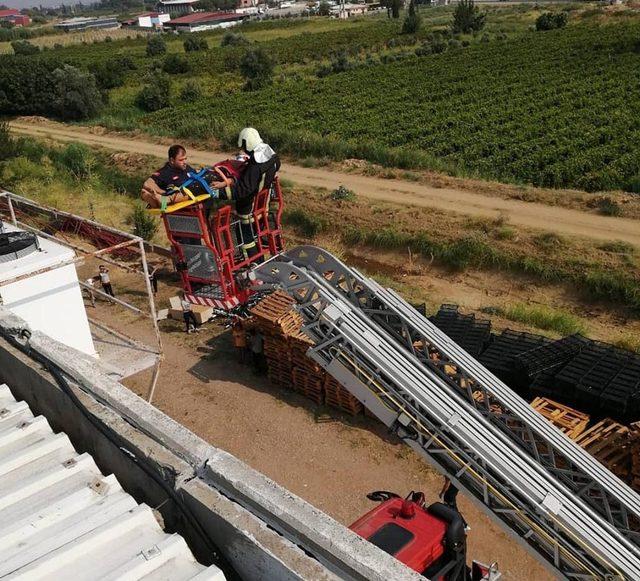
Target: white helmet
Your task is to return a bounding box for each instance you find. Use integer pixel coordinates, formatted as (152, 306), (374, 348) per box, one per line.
(238, 127), (263, 153)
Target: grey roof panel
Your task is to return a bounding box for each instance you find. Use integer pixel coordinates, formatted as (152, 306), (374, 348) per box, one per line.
(0, 384), (226, 581)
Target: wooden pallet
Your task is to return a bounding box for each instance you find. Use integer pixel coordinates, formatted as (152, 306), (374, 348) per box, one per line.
(264, 337), (291, 360)
(291, 367), (324, 404)
(472, 390), (503, 415)
(249, 290), (294, 321)
(575, 418), (633, 479)
(531, 397), (590, 440)
(267, 371), (293, 390)
(325, 376), (363, 416)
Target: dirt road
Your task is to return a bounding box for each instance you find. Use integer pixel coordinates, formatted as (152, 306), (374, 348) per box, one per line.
(11, 120), (640, 247)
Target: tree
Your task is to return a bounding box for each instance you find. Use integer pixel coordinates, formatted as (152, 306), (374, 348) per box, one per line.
(136, 74), (171, 112)
(90, 58), (126, 90)
(162, 53), (191, 74)
(390, 0), (401, 19)
(318, 1), (330, 16)
(131, 203), (158, 240)
(240, 47), (273, 91)
(183, 35), (208, 52)
(146, 34), (166, 57)
(11, 40), (39, 55)
(180, 79), (202, 102)
(0, 121), (15, 161)
(402, 0), (421, 34)
(451, 0), (485, 34)
(50, 65), (103, 120)
(220, 31), (249, 46)
(0, 57), (60, 116)
(535, 12), (568, 31)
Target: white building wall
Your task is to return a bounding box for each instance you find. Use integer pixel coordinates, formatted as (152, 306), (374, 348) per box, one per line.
(0, 226), (96, 357)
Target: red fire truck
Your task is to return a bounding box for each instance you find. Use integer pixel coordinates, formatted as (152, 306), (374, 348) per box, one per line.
(350, 491), (500, 580)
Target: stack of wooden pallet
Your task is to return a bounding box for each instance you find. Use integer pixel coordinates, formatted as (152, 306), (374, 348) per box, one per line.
(289, 326), (326, 403)
(325, 375), (363, 416)
(574, 418), (633, 481)
(530, 397), (590, 440)
(248, 291), (367, 416)
(629, 422), (640, 491)
(249, 291), (299, 389)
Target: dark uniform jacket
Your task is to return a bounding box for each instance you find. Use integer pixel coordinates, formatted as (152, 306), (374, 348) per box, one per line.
(234, 154), (281, 215)
(151, 162), (197, 192)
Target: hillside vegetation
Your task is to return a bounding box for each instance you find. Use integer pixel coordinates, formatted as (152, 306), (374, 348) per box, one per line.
(147, 20), (640, 192)
(2, 5), (640, 192)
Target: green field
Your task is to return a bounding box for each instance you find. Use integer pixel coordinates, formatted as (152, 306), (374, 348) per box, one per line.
(3, 4), (640, 192)
(144, 19), (640, 192)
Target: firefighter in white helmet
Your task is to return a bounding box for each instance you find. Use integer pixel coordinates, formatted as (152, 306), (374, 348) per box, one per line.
(233, 127), (280, 258)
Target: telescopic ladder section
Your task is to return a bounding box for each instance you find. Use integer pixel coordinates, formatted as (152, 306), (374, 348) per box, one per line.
(255, 247), (640, 580)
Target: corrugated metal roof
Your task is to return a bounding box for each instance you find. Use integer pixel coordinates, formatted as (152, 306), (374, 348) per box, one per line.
(167, 11), (240, 24)
(0, 383), (226, 581)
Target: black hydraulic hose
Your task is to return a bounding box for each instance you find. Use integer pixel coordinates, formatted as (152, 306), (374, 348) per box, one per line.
(0, 326), (236, 576)
(427, 502), (466, 553)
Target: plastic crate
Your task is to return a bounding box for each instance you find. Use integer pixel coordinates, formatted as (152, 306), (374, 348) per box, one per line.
(478, 329), (549, 389)
(513, 334), (589, 379)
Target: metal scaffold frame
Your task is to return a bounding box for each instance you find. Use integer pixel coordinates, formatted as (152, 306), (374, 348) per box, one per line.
(0, 190), (164, 403)
(256, 246), (640, 580)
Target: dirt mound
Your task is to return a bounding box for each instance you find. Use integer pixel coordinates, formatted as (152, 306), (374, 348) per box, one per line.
(109, 152), (153, 175)
(16, 116), (52, 125)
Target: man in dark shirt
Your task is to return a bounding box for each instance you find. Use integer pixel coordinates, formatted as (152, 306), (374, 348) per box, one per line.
(141, 144), (196, 208)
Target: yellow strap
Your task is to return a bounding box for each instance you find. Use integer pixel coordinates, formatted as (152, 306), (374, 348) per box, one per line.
(147, 193), (211, 215)
(183, 186), (196, 201)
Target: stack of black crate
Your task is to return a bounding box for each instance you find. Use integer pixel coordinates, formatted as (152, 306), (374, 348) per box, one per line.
(430, 304), (492, 358)
(478, 329), (551, 396)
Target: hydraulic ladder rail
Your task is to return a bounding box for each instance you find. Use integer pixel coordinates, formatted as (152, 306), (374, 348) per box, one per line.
(255, 254), (640, 580)
(282, 246), (640, 548)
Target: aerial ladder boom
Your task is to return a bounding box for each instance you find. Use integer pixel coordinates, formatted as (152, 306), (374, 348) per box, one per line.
(256, 247), (640, 580)
(283, 246), (640, 537)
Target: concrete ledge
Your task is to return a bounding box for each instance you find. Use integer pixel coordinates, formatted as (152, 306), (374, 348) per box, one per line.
(201, 453), (422, 581)
(182, 479), (339, 581)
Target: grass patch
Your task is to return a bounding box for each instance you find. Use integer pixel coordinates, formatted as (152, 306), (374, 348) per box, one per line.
(598, 240), (635, 254)
(501, 303), (587, 335)
(614, 334), (640, 354)
(338, 224), (640, 312)
(533, 231), (565, 250)
(597, 197), (623, 217)
(495, 226), (516, 240)
(282, 208), (329, 237)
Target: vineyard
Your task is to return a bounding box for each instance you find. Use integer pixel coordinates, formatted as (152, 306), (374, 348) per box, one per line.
(145, 20), (640, 192)
(3, 6), (640, 192)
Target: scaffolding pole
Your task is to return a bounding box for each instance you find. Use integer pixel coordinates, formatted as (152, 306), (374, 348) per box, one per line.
(138, 238), (164, 404)
(0, 190), (165, 401)
(0, 239), (139, 288)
